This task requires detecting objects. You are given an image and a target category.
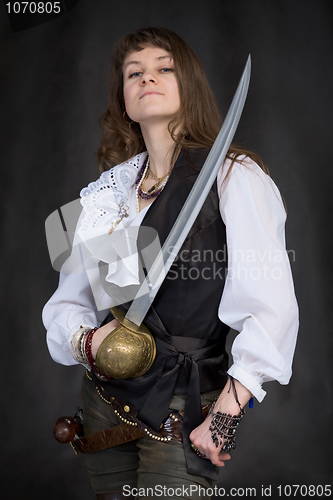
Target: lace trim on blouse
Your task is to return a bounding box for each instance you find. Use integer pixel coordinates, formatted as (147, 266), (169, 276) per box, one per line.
(78, 153), (146, 236)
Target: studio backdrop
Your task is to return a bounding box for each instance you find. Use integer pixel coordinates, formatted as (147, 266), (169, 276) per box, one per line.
(0, 0), (332, 498)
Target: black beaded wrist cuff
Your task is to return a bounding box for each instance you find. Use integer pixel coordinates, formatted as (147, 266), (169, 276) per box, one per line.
(208, 405), (244, 452)
(208, 375), (245, 452)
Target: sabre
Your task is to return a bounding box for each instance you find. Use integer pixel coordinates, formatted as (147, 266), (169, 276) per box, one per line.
(125, 55), (251, 326)
(95, 56), (251, 378)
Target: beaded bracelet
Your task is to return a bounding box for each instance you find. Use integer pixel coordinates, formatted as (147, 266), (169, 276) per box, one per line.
(84, 327), (110, 380)
(80, 330), (90, 366)
(208, 376), (245, 452)
(70, 327), (91, 370)
(208, 406), (244, 452)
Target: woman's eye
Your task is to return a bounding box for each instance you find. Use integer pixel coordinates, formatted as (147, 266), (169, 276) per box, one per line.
(128, 71), (142, 79)
(127, 67), (174, 79)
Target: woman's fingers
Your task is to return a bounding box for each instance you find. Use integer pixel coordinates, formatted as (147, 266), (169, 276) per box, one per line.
(209, 449), (231, 466)
(190, 421), (232, 467)
(91, 319), (120, 358)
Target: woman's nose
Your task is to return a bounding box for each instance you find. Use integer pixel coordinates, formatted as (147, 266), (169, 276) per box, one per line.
(141, 73), (156, 84)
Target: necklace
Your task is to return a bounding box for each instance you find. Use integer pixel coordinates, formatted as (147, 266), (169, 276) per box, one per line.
(135, 157), (170, 212)
(148, 165), (171, 182)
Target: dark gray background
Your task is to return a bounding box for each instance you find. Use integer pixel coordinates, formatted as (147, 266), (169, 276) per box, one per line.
(1, 0), (332, 498)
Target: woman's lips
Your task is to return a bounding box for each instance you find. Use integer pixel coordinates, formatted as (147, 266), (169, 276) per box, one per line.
(139, 91), (163, 99)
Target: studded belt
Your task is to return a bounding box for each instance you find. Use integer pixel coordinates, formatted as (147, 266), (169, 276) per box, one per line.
(53, 371), (211, 454)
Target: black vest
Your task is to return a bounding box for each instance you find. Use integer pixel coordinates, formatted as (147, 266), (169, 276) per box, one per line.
(96, 150), (230, 479)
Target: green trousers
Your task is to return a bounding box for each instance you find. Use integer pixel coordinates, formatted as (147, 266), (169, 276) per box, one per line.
(80, 374), (220, 499)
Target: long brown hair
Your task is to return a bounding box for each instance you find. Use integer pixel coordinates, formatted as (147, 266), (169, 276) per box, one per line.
(97, 27), (269, 181)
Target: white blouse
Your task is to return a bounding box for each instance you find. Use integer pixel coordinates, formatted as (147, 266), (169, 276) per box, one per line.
(42, 153), (299, 402)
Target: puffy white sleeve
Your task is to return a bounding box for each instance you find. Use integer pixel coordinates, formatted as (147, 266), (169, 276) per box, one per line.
(42, 212), (113, 366)
(217, 157), (299, 402)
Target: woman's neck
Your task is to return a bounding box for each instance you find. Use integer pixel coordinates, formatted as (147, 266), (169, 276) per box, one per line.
(140, 122), (176, 177)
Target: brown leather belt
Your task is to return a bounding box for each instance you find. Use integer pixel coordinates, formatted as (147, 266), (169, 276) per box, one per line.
(54, 378), (211, 454)
(70, 411), (184, 455)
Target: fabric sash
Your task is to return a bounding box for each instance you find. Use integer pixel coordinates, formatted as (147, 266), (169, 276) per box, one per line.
(138, 336), (222, 479)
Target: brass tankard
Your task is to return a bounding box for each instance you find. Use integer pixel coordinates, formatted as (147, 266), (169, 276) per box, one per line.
(94, 307), (156, 379)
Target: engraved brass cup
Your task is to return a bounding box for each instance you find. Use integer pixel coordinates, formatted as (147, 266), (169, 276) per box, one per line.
(94, 307), (156, 379)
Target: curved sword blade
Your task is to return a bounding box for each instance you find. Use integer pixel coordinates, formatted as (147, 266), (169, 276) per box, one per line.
(126, 55), (251, 326)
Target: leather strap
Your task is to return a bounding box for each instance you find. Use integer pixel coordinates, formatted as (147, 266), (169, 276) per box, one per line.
(70, 410), (186, 454)
(53, 375), (212, 454)
(71, 423), (145, 454)
(61, 404), (210, 454)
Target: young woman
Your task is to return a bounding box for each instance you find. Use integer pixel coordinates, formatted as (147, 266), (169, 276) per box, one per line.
(43, 27), (298, 500)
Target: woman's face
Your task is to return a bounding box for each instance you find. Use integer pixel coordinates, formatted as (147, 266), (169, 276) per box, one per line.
(122, 46), (181, 127)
